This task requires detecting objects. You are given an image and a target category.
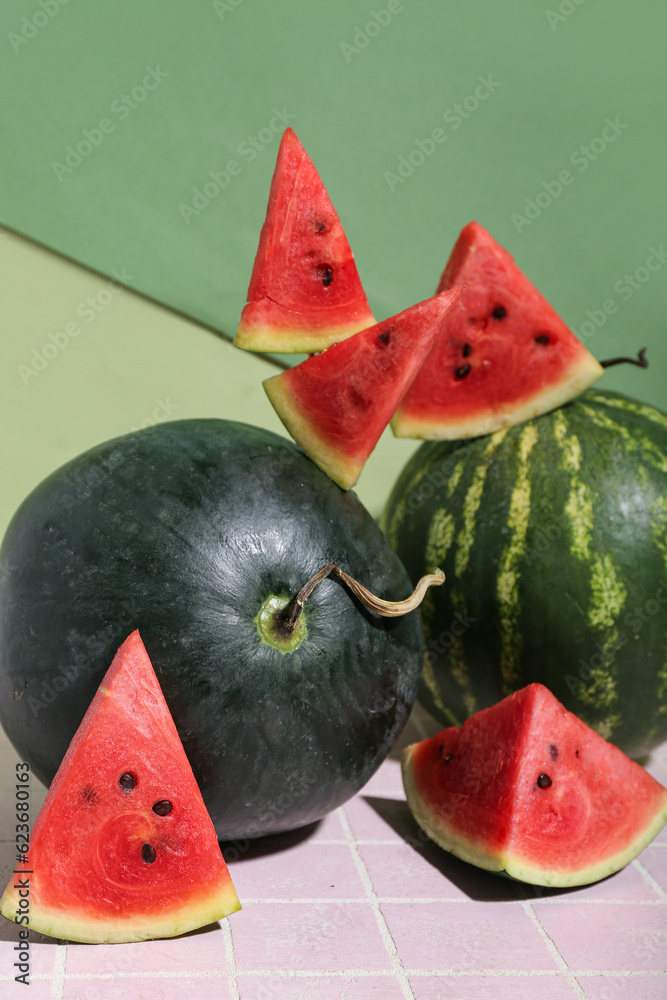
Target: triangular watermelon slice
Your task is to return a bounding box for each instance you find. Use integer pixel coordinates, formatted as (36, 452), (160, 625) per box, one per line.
(0, 631), (240, 943)
(235, 128), (375, 353)
(392, 222), (604, 439)
(263, 288), (461, 490)
(402, 683), (667, 887)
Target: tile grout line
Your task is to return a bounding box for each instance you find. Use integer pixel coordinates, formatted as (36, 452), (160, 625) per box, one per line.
(49, 940), (67, 1000)
(222, 917), (240, 1000)
(633, 859), (667, 901)
(339, 805), (416, 1000)
(8, 969), (666, 982)
(521, 902), (588, 1000)
(236, 896), (666, 906)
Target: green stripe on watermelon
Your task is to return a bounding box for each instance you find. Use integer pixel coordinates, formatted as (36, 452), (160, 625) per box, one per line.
(383, 390), (667, 758)
(263, 289), (461, 490)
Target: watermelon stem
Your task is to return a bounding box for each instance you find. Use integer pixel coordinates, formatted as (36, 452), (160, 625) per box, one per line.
(600, 348), (648, 369)
(278, 565), (445, 636)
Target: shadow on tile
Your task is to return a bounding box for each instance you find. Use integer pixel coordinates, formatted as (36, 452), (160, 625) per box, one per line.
(361, 794), (581, 902)
(220, 818), (322, 863)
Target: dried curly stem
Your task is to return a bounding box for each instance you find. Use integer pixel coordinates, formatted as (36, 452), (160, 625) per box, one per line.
(279, 563), (445, 634)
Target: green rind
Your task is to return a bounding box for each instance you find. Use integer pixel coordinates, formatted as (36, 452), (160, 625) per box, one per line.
(384, 391), (667, 758)
(402, 743), (667, 887)
(0, 883), (241, 944)
(263, 373), (362, 489)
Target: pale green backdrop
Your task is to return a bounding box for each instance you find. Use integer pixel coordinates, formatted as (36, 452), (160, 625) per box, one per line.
(1, 0), (666, 533)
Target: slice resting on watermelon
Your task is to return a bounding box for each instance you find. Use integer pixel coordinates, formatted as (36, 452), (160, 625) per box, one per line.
(392, 222), (605, 439)
(263, 288), (461, 490)
(0, 631), (240, 943)
(235, 127), (375, 353)
(402, 683), (667, 887)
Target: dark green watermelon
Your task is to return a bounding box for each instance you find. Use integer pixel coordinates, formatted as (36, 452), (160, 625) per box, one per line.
(0, 420), (424, 839)
(383, 390), (667, 759)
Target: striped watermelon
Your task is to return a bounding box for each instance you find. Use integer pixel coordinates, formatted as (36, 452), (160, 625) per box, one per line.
(382, 390), (667, 759)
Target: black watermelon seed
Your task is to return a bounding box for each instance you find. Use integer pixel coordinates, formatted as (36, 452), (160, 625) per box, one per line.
(492, 306), (507, 320)
(535, 333), (550, 345)
(378, 330), (391, 346)
(320, 265), (334, 287)
(153, 800), (173, 816)
(141, 843), (156, 864)
(462, 343), (472, 357)
(455, 364), (472, 380)
(537, 773), (553, 788)
(575, 748), (580, 758)
(549, 744), (558, 760)
(444, 754), (452, 764)
(119, 773), (136, 791)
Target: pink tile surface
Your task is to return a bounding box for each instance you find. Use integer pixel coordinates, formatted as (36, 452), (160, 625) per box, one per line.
(231, 902), (392, 973)
(638, 847), (667, 894)
(410, 974), (578, 999)
(66, 924), (228, 976)
(358, 842), (525, 903)
(229, 842), (365, 900)
(236, 975), (407, 999)
(62, 976), (232, 999)
(381, 902), (559, 972)
(535, 860), (664, 902)
(576, 974), (667, 999)
(0, 977), (54, 1000)
(356, 759), (404, 798)
(342, 794), (412, 843)
(0, 927), (59, 976)
(533, 902), (667, 972)
(0, 719), (665, 996)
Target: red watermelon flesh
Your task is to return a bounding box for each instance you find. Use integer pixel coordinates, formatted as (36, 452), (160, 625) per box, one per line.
(235, 128), (375, 353)
(402, 683), (667, 886)
(0, 631), (240, 943)
(263, 288), (461, 490)
(392, 222), (604, 439)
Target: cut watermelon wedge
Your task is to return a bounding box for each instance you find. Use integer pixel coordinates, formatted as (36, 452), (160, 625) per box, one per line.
(235, 128), (375, 353)
(0, 631), (240, 943)
(392, 222), (604, 439)
(263, 288), (461, 490)
(402, 684), (667, 887)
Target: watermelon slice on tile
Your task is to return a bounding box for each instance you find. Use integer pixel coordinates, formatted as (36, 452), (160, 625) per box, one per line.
(402, 683), (667, 887)
(392, 222), (604, 439)
(0, 631), (240, 943)
(263, 289), (461, 490)
(235, 128), (375, 353)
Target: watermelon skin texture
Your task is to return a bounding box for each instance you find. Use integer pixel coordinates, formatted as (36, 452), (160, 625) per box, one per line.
(235, 128), (375, 353)
(392, 221), (604, 439)
(0, 631), (240, 943)
(402, 684), (667, 886)
(263, 289), (461, 490)
(383, 390), (667, 759)
(0, 420), (423, 840)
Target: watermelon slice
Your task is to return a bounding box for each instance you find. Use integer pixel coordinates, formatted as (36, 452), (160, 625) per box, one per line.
(263, 288), (461, 490)
(402, 683), (667, 887)
(0, 631), (240, 943)
(235, 128), (375, 353)
(392, 222), (605, 439)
